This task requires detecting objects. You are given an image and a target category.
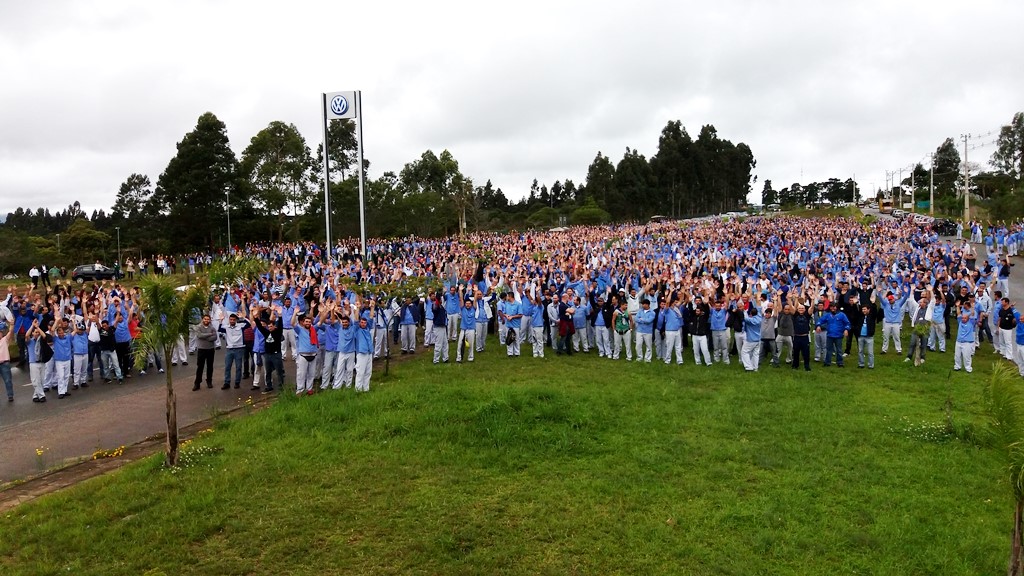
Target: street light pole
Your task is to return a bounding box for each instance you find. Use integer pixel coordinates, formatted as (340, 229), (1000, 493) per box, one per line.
(225, 190), (232, 253)
(115, 227), (121, 267)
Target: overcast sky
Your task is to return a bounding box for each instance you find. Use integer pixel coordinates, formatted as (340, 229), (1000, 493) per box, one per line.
(1, 0), (1022, 217)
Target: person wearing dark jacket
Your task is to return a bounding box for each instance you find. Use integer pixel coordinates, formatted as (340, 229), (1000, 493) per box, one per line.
(791, 303), (814, 371)
(852, 299), (883, 369)
(841, 292), (863, 356)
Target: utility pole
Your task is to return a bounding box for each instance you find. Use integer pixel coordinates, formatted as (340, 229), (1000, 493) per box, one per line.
(962, 134), (970, 222)
(910, 166), (915, 213)
(929, 153), (935, 216)
(898, 168), (904, 210)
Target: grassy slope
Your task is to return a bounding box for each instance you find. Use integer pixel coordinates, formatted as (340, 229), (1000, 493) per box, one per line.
(0, 342), (1014, 575)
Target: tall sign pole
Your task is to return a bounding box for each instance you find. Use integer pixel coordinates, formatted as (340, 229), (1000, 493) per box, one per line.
(321, 93), (332, 255)
(355, 91), (367, 261)
(323, 91), (360, 260)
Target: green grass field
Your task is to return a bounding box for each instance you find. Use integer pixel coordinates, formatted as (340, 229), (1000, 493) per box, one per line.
(0, 340), (1016, 575)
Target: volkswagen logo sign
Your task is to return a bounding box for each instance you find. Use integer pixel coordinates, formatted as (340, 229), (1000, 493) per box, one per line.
(330, 95), (349, 116)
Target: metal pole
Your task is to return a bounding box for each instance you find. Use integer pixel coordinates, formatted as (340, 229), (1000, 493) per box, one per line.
(356, 90), (367, 261)
(898, 168), (903, 210)
(910, 166), (915, 213)
(225, 190), (231, 253)
(115, 227), (121, 267)
(321, 93), (332, 258)
(929, 154), (935, 216)
(963, 135), (971, 223)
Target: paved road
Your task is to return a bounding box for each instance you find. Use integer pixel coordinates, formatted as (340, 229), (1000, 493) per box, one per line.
(0, 352), (278, 484)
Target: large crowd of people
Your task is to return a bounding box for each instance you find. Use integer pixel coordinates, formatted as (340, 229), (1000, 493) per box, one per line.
(1, 214), (1023, 409)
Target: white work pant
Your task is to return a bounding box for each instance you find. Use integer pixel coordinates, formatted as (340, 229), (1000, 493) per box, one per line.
(458, 328), (476, 361)
(476, 321), (488, 351)
(741, 340), (761, 371)
(1015, 343), (1024, 377)
(954, 341), (974, 372)
(282, 329), (297, 359)
(400, 324), (417, 352)
(613, 330), (632, 360)
(74, 354), (88, 385)
(1000, 328), (1016, 359)
(30, 363), (45, 399)
(595, 326), (612, 357)
(664, 330), (683, 365)
(334, 352), (355, 388)
(433, 327), (450, 363)
(506, 327), (521, 356)
(295, 354), (317, 394)
(531, 326), (545, 358)
(172, 336), (188, 364)
(55, 359), (71, 394)
(654, 330), (665, 360)
(498, 323), (507, 348)
(692, 334), (712, 365)
(320, 350), (339, 389)
(635, 332), (653, 362)
(423, 322), (436, 347)
(882, 322), (902, 353)
(573, 326), (589, 352)
(712, 330), (730, 364)
(447, 315), (460, 341)
(354, 353), (372, 392)
(374, 326), (388, 358)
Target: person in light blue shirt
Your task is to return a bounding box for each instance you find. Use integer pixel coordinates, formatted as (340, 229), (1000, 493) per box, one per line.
(444, 284), (462, 342)
(815, 303), (850, 368)
(502, 293), (523, 357)
(528, 292), (547, 358)
(318, 308), (340, 390)
(879, 286), (910, 354)
(953, 302), (979, 373)
(71, 321), (90, 390)
(572, 296), (590, 353)
(457, 297), (477, 363)
(353, 314), (375, 392)
(633, 299), (656, 362)
(662, 297), (684, 365)
(741, 305), (764, 371)
(929, 290), (947, 353)
(1013, 309), (1024, 377)
(51, 324), (74, 397)
(709, 300), (730, 365)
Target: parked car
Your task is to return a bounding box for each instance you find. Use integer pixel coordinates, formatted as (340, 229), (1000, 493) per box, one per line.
(71, 264), (122, 283)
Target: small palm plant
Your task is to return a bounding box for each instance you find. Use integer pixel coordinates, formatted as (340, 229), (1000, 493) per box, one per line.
(982, 363), (1024, 576)
(134, 276), (209, 467)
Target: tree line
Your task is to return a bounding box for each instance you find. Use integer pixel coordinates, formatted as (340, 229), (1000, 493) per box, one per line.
(1, 114), (756, 271)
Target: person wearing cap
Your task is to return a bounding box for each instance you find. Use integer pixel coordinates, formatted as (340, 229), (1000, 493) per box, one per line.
(879, 285), (911, 354)
(815, 302), (850, 368)
(456, 296), (476, 363)
(634, 298), (655, 362)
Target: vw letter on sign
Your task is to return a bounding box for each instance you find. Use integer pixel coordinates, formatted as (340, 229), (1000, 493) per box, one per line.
(325, 91), (357, 120)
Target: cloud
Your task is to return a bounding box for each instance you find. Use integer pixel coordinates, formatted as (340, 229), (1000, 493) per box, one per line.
(1, 0), (1022, 216)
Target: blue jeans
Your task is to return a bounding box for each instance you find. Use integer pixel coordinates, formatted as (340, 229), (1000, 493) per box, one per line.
(824, 336), (844, 366)
(224, 347), (244, 386)
(0, 361), (13, 399)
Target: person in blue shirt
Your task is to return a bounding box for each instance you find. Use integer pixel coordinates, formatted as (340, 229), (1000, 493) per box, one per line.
(26, 319), (48, 402)
(292, 310), (319, 395)
(662, 295), (684, 366)
(334, 312), (357, 389)
(51, 323), (74, 398)
(633, 299), (656, 362)
(572, 296), (590, 353)
(710, 299), (731, 365)
(399, 296), (421, 354)
(444, 284), (462, 342)
(353, 314), (375, 392)
(71, 320), (90, 390)
(318, 304), (341, 390)
(528, 291), (547, 358)
(815, 302), (850, 368)
(501, 292), (523, 357)
(879, 286), (910, 354)
(1013, 308), (1024, 377)
(457, 297), (477, 363)
(741, 303), (764, 371)
(474, 293), (490, 353)
(953, 302), (979, 373)
(280, 296), (299, 361)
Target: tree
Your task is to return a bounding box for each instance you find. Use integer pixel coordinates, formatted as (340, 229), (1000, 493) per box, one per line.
(150, 112), (241, 250)
(570, 197), (610, 225)
(112, 174), (153, 221)
(992, 112), (1024, 192)
(584, 152), (616, 212)
(982, 363), (1024, 576)
(613, 147), (655, 220)
(240, 121), (315, 241)
(761, 180), (777, 205)
(133, 277), (208, 467)
(314, 119), (362, 183)
(934, 137), (962, 196)
(62, 219), (112, 265)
